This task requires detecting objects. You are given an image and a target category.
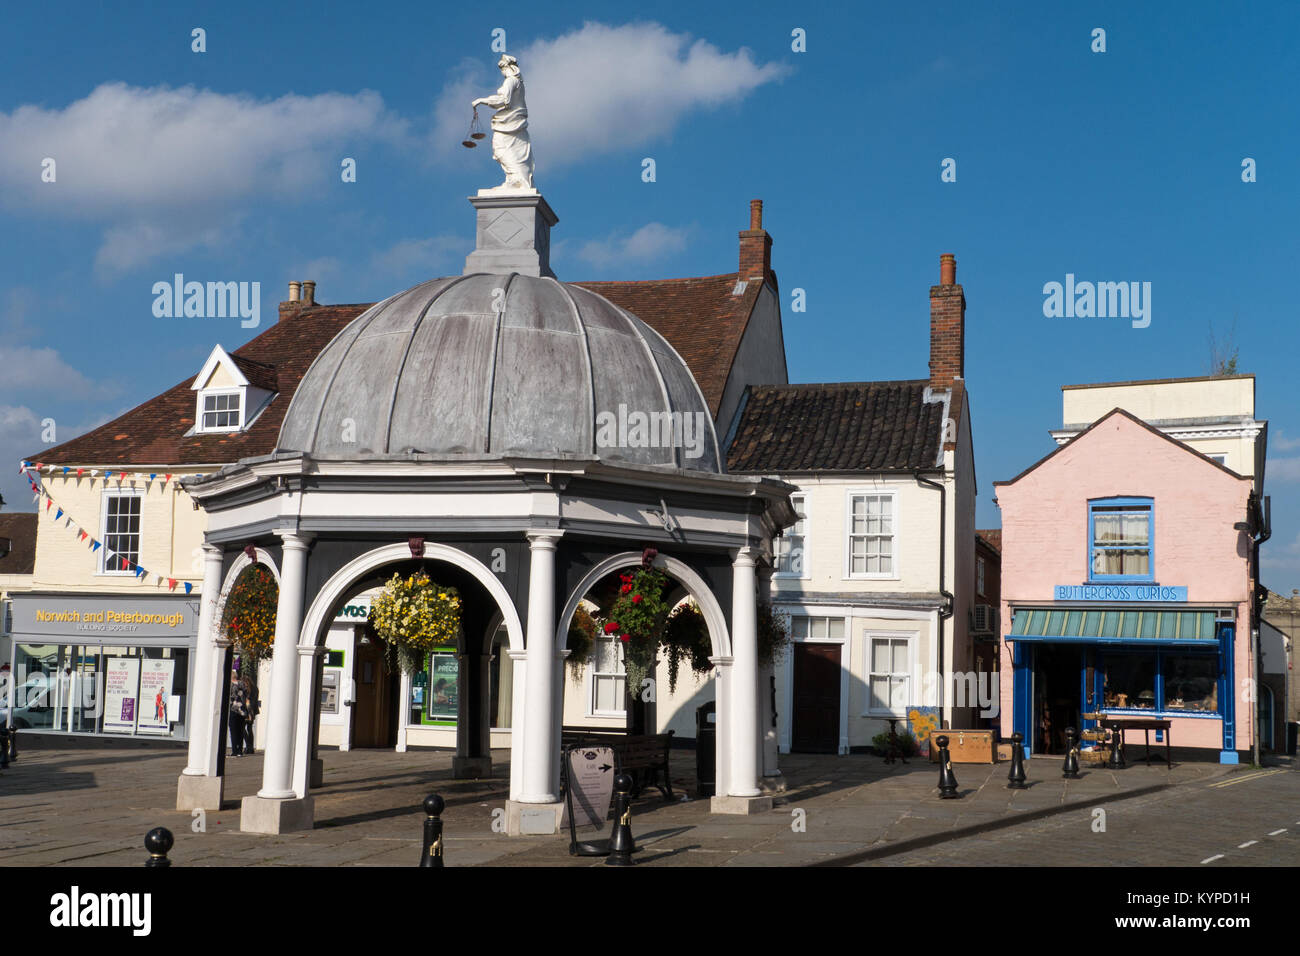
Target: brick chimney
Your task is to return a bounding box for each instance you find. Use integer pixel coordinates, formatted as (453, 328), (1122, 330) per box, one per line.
(929, 254), (965, 389)
(738, 199), (774, 286)
(279, 279), (318, 322)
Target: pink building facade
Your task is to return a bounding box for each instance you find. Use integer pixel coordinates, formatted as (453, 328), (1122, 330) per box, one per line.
(995, 408), (1265, 763)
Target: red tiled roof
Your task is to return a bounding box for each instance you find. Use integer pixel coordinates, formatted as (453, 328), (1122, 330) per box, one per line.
(976, 529), (1002, 554)
(30, 304), (368, 466)
(574, 273), (759, 418)
(29, 272), (761, 468)
(0, 513), (38, 575)
(727, 381), (945, 473)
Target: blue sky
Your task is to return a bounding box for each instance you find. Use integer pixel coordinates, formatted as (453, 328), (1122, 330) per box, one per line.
(2, 2), (1298, 586)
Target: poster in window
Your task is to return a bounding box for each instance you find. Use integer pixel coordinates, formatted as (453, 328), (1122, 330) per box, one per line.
(136, 659), (176, 734)
(103, 657), (141, 734)
(426, 652), (459, 721)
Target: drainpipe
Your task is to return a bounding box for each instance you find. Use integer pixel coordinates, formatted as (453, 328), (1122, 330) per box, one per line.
(915, 472), (955, 727)
(1251, 495), (1271, 767)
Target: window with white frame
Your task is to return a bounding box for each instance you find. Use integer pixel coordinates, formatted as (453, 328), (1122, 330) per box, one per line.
(847, 492), (895, 577)
(776, 494), (807, 576)
(867, 634), (912, 715)
(789, 615), (844, 642)
(590, 635), (626, 715)
(101, 492), (142, 573)
(199, 390), (243, 432)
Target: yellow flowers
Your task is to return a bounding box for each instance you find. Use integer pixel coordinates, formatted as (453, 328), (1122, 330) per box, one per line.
(369, 572), (462, 674)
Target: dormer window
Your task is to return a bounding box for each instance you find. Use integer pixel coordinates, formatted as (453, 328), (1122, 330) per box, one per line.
(191, 345), (276, 436)
(201, 390), (243, 431)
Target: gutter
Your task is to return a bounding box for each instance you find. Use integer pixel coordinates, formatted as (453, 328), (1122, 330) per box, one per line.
(1251, 494), (1271, 766)
(914, 471), (955, 728)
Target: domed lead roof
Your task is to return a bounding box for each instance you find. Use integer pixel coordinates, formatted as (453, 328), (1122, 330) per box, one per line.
(277, 273), (722, 473)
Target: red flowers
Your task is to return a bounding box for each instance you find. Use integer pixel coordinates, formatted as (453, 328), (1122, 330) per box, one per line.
(619, 634), (630, 643)
(604, 621), (620, 634)
(632, 594), (642, 604)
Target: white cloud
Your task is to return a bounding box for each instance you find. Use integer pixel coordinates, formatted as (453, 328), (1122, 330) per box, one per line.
(0, 83), (407, 274)
(0, 347), (120, 399)
(1270, 430), (1300, 452)
(370, 236), (468, 276)
(1268, 458), (1300, 483)
(434, 22), (788, 169)
(575, 222), (691, 268)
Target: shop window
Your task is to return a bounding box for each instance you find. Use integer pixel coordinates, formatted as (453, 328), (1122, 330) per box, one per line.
(1102, 653), (1157, 710)
(590, 635), (625, 716)
(1089, 498), (1153, 582)
(100, 491), (142, 574)
(847, 492), (896, 578)
(866, 634), (911, 715)
(1161, 654), (1219, 713)
(775, 494), (807, 576)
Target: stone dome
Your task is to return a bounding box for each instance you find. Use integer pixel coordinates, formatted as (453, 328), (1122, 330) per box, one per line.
(277, 273), (722, 472)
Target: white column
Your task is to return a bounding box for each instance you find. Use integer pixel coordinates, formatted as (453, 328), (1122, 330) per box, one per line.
(730, 547), (760, 797)
(507, 649), (527, 801)
(258, 531), (311, 800)
(290, 645), (324, 797)
(183, 544), (227, 777)
(519, 532), (560, 803)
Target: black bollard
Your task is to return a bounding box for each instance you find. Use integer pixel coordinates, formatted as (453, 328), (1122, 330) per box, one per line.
(1062, 727), (1081, 779)
(935, 735), (961, 799)
(8, 726), (17, 762)
(606, 773), (636, 865)
(1007, 732), (1028, 789)
(0, 728), (9, 770)
(419, 794), (445, 868)
(144, 827), (173, 868)
(1107, 726), (1126, 769)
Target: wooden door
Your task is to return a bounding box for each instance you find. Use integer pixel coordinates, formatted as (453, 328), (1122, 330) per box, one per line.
(351, 640), (392, 749)
(791, 643), (841, 753)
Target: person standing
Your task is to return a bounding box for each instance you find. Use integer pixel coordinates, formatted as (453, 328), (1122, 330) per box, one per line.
(241, 675), (259, 756)
(229, 671), (248, 757)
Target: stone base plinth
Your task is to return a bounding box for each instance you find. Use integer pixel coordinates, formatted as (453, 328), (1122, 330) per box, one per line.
(505, 799), (564, 836)
(453, 755), (492, 779)
(464, 193), (557, 278)
(711, 794), (774, 815)
(240, 795), (315, 834)
(176, 773), (224, 811)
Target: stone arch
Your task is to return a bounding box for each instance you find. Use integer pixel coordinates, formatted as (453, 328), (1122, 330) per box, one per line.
(555, 550), (731, 659)
(298, 541), (524, 656)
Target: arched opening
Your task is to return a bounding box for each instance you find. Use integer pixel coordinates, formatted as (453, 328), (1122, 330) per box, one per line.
(292, 542), (525, 796)
(555, 551), (732, 798)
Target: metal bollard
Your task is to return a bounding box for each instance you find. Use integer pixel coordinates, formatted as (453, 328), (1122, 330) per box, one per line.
(0, 728), (9, 770)
(8, 727), (17, 762)
(606, 773), (636, 866)
(419, 794), (445, 868)
(935, 735), (961, 799)
(1007, 732), (1028, 789)
(144, 827), (174, 868)
(1062, 727), (1081, 779)
(1107, 726), (1126, 769)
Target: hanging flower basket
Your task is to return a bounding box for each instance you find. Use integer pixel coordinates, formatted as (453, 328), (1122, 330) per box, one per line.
(220, 564), (278, 665)
(757, 603), (791, 667)
(368, 571), (462, 674)
(566, 604), (599, 682)
(661, 601), (712, 694)
(603, 564), (671, 696)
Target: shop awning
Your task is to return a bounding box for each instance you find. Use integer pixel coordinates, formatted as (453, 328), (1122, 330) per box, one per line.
(1007, 607), (1218, 645)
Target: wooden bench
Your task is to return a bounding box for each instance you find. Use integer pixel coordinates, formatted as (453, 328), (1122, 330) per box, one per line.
(562, 728), (676, 801)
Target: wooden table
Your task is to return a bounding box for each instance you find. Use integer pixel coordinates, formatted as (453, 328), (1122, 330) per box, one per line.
(1099, 717), (1172, 769)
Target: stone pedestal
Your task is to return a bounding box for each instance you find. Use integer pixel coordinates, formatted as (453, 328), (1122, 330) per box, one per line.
(453, 755), (492, 779)
(710, 794), (774, 815)
(505, 799), (564, 836)
(241, 794), (315, 834)
(464, 193), (557, 278)
(176, 773), (224, 811)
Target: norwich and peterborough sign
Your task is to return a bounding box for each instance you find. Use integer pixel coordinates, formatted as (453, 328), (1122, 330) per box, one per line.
(1054, 585), (1187, 602)
(11, 595), (195, 638)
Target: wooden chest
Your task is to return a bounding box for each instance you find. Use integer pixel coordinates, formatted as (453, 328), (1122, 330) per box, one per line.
(929, 729), (997, 764)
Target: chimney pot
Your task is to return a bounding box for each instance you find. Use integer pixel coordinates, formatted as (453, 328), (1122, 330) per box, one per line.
(940, 254), (956, 286)
(288, 281), (301, 302)
(749, 199), (763, 231)
(302, 280), (316, 305)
